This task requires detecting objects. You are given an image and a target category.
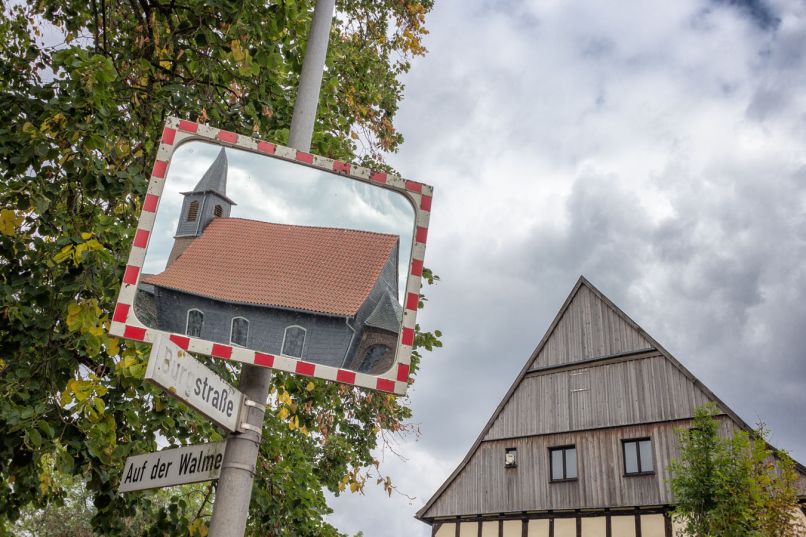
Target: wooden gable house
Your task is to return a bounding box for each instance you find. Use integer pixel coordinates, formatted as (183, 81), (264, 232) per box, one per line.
(417, 277), (806, 537)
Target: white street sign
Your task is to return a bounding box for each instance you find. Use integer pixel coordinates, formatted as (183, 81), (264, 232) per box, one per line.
(118, 441), (227, 493)
(146, 336), (243, 432)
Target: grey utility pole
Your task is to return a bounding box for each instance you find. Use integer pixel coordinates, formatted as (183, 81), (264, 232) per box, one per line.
(208, 0), (336, 535)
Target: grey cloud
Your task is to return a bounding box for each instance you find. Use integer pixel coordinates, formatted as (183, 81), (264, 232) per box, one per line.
(713, 0), (780, 30)
(327, 1), (806, 535)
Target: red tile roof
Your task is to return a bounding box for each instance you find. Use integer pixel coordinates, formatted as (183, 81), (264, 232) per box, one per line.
(143, 218), (398, 316)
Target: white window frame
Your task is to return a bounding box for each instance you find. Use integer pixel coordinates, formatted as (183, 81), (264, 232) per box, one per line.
(186, 308), (204, 337)
(229, 317), (249, 347)
(281, 325), (307, 358)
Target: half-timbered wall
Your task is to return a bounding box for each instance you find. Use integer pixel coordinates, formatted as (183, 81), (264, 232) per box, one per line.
(431, 509), (806, 537)
(433, 512), (672, 537)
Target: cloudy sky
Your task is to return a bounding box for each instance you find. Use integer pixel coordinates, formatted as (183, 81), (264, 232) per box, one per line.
(326, 0), (806, 535)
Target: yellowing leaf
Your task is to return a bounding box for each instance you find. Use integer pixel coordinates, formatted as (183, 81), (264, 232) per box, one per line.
(278, 407), (289, 420)
(80, 232), (93, 240)
(39, 473), (51, 495)
(0, 209), (23, 236)
(66, 300), (102, 334)
(117, 355), (137, 370)
(53, 244), (74, 264)
(72, 380), (93, 402)
(230, 40), (246, 62)
(305, 381), (315, 392)
(73, 239), (104, 265)
(87, 325), (104, 337)
(60, 386), (73, 408)
(66, 303), (82, 330)
(106, 337), (120, 356)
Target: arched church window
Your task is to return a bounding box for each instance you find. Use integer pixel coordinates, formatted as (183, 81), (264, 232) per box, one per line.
(187, 200), (199, 222)
(359, 344), (392, 373)
(214, 205), (223, 217)
(230, 317), (249, 347)
(186, 309), (204, 337)
(282, 326), (306, 358)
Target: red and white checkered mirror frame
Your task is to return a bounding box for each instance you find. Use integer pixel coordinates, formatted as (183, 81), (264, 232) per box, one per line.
(108, 116), (432, 396)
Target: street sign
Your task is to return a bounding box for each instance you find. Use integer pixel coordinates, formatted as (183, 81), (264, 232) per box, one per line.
(109, 116), (433, 396)
(145, 336), (243, 432)
(118, 441), (227, 493)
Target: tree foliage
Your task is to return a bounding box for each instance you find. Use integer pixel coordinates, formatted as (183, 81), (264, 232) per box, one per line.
(0, 0), (439, 534)
(669, 404), (803, 537)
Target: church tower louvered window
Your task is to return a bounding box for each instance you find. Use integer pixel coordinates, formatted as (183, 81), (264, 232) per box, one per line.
(187, 200), (199, 221)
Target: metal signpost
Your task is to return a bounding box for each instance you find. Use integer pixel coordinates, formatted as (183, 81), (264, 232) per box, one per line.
(145, 336), (244, 432)
(118, 441), (228, 493)
(207, 1), (336, 533)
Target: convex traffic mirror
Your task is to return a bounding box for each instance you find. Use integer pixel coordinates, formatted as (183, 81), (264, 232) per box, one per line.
(110, 118), (433, 395)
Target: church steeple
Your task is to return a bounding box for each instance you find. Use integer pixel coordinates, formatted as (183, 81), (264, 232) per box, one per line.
(174, 147), (236, 238)
(167, 147), (236, 265)
(193, 146), (231, 197)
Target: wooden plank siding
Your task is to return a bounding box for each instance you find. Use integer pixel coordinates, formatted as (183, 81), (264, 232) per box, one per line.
(529, 285), (651, 370)
(486, 355), (712, 441)
(425, 418), (739, 518)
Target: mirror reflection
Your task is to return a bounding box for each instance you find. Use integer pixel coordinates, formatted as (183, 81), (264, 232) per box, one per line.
(134, 141), (415, 375)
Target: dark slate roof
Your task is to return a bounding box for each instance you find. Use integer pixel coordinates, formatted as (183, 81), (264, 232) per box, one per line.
(143, 218), (399, 317)
(182, 147), (236, 204)
(364, 291), (403, 333)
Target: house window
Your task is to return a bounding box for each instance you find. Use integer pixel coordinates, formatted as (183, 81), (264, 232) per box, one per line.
(623, 438), (654, 475)
(230, 317), (249, 347)
(214, 205), (223, 217)
(187, 200), (199, 221)
(359, 344), (391, 373)
(186, 309), (204, 338)
(282, 326), (306, 358)
(505, 448), (517, 468)
(549, 445), (577, 481)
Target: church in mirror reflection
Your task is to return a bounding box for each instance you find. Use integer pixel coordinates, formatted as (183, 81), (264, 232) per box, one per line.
(134, 148), (402, 374)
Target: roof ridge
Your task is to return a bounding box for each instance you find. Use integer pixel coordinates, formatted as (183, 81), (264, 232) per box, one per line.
(213, 216), (400, 240)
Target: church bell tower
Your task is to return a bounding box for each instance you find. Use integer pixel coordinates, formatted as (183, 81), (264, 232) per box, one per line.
(167, 147), (236, 265)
